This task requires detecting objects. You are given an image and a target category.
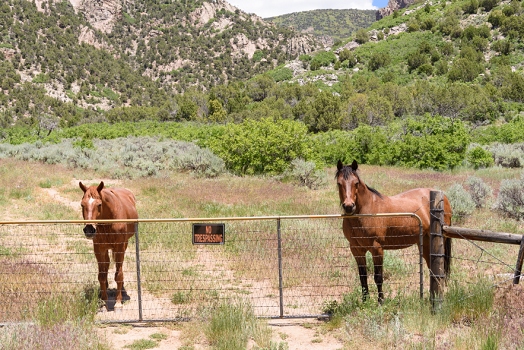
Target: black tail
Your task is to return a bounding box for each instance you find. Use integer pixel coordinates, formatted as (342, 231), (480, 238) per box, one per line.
(444, 236), (452, 277)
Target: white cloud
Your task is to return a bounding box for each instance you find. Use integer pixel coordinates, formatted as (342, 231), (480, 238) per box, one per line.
(226, 0), (377, 18)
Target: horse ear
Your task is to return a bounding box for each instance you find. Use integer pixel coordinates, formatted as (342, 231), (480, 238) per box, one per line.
(97, 181), (104, 193)
(351, 160), (358, 171)
(79, 182), (87, 193)
(337, 160), (343, 171)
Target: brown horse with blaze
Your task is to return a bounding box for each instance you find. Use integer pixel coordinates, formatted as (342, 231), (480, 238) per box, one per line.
(79, 181), (138, 310)
(336, 160), (452, 303)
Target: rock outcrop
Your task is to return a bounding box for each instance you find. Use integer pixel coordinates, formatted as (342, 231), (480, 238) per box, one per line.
(376, 0), (416, 20)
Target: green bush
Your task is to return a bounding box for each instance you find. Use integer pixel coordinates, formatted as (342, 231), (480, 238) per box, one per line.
(355, 28), (369, 44)
(267, 66), (293, 82)
(466, 145), (494, 169)
(386, 115), (470, 170)
(310, 51), (337, 70)
(208, 118), (311, 175)
(368, 52), (391, 71)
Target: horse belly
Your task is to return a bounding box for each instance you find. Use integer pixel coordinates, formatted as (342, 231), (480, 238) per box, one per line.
(382, 226), (420, 250)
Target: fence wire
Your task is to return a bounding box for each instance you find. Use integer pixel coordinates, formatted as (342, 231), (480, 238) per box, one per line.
(0, 216), (425, 323)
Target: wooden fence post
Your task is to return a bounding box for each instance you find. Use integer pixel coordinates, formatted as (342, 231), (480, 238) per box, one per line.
(430, 191), (445, 312)
(514, 236), (524, 284)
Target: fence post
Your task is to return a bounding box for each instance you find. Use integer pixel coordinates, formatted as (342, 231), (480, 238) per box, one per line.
(430, 191), (445, 312)
(513, 235), (524, 284)
(134, 222), (143, 321)
(277, 218), (284, 318)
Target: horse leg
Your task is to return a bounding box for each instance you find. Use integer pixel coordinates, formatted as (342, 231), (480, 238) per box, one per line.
(371, 245), (384, 304)
(113, 245), (126, 309)
(94, 248), (110, 308)
(351, 249), (369, 302)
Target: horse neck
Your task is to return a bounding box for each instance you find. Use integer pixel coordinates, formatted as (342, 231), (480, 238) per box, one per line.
(100, 189), (121, 219)
(356, 183), (380, 213)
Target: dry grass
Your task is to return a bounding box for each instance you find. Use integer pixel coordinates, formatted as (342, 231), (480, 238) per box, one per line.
(1, 158), (524, 349)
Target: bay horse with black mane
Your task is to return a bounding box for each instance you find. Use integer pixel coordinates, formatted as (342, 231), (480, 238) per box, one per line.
(336, 160), (452, 303)
(79, 181), (138, 310)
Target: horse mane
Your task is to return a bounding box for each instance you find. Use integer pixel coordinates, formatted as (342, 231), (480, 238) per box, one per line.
(336, 165), (384, 199)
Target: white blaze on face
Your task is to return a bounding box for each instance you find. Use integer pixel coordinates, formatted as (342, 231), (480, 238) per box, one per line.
(88, 197), (95, 205)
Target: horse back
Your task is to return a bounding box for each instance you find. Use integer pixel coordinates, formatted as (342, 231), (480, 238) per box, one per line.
(390, 188), (451, 224)
(104, 188), (138, 220)
(97, 188), (138, 242)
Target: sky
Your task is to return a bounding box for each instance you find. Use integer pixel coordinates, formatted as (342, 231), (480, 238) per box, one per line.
(226, 0), (389, 18)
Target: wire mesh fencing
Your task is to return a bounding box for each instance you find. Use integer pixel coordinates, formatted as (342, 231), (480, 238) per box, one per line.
(0, 215), (425, 323)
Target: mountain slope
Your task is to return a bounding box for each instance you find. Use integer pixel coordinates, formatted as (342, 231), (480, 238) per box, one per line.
(0, 0), (321, 128)
(266, 9), (377, 43)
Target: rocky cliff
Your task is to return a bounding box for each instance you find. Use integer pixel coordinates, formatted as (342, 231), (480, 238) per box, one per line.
(376, 0), (417, 20)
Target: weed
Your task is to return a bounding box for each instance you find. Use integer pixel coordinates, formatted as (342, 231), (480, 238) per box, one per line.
(124, 339), (158, 349)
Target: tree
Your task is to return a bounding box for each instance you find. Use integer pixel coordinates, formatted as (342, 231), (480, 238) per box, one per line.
(355, 29), (369, 44)
(304, 90), (342, 132)
(367, 52), (390, 71)
(208, 99), (228, 123)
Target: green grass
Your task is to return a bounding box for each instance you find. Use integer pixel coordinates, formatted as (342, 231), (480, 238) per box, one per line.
(205, 300), (272, 350)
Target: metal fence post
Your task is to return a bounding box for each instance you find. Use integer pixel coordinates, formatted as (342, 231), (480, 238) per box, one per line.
(134, 222), (143, 321)
(277, 218), (284, 318)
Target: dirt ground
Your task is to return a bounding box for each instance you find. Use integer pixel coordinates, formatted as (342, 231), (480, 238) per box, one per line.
(96, 318), (347, 349)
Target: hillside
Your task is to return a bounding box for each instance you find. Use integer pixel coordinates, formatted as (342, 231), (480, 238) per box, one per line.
(266, 9), (377, 45)
(0, 0), (324, 127)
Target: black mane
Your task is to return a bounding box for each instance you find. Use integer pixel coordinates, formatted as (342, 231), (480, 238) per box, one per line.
(336, 165), (384, 199)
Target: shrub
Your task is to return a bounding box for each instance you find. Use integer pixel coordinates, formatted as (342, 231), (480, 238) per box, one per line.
(495, 177), (524, 220)
(368, 52), (391, 71)
(489, 143), (524, 168)
(267, 66), (293, 82)
(209, 118), (311, 175)
(177, 146), (226, 178)
(0, 137), (226, 178)
(285, 158), (327, 190)
(465, 176), (492, 208)
(310, 51), (337, 70)
(447, 183), (476, 221)
(355, 29), (369, 44)
(386, 115), (470, 170)
(466, 145), (494, 169)
(406, 51), (428, 73)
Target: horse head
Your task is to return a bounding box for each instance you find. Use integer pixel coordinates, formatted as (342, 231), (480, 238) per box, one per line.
(79, 181), (105, 239)
(336, 160), (360, 215)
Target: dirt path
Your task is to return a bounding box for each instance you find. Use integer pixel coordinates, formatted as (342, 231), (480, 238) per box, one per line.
(43, 179), (347, 349)
(96, 318), (346, 350)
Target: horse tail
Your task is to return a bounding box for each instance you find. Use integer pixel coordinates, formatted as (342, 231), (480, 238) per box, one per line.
(444, 236), (452, 277)
(444, 200), (452, 278)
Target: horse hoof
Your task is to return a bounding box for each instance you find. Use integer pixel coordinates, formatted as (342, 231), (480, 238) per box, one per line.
(114, 303), (123, 313)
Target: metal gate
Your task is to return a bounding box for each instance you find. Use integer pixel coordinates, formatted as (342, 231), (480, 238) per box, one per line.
(0, 214), (423, 323)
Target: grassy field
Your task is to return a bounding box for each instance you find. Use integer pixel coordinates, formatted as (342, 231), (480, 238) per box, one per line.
(0, 158), (523, 349)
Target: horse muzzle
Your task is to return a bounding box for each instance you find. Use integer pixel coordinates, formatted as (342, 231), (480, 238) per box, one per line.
(83, 224), (96, 239)
(342, 203), (356, 215)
